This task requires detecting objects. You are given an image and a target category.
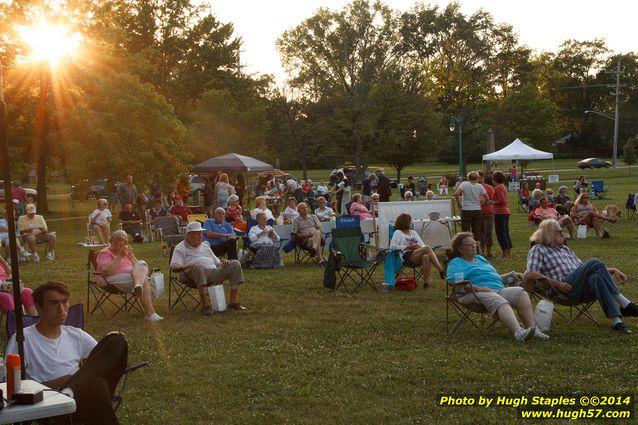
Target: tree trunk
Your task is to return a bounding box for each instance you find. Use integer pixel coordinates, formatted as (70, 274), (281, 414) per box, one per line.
(34, 66), (50, 213)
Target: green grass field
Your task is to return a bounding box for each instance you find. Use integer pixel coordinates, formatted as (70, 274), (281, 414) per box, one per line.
(6, 162), (638, 424)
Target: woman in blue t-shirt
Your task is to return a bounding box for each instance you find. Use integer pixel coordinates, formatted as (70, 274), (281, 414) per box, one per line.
(446, 232), (546, 342)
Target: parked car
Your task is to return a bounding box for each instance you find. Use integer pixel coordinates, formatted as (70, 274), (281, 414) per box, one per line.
(85, 179), (110, 200)
(329, 167), (397, 188)
(0, 180), (38, 203)
(577, 158), (612, 169)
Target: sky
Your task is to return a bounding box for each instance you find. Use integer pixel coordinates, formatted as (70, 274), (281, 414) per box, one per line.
(209, 0), (637, 85)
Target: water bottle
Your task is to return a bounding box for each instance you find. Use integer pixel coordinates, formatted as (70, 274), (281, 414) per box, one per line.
(6, 354), (21, 399)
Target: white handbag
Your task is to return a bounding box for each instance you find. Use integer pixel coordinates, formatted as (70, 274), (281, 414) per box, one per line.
(534, 299), (554, 332)
(149, 271), (165, 299)
(576, 224), (587, 239)
(208, 284), (227, 312)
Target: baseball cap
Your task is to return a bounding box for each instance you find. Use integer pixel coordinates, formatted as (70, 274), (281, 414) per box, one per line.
(26, 203), (36, 214)
(185, 221), (204, 233)
(12, 199), (19, 204)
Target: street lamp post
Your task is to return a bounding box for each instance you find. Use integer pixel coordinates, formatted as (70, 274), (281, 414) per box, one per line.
(584, 109), (617, 167)
(449, 116), (464, 178)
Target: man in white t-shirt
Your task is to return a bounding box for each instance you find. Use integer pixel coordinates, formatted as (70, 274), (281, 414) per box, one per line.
(6, 281), (128, 425)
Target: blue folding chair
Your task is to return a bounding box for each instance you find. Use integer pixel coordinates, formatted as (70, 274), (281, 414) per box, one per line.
(590, 180), (607, 200)
(336, 215), (360, 229)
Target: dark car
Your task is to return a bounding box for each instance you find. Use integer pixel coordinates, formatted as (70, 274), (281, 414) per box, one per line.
(86, 179), (109, 200)
(577, 158), (612, 169)
(329, 167), (397, 189)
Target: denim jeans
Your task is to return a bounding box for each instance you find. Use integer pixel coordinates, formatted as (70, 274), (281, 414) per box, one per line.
(494, 214), (512, 249)
(564, 258), (620, 318)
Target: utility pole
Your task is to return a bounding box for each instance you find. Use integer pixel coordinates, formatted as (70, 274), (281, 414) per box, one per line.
(605, 60), (624, 167)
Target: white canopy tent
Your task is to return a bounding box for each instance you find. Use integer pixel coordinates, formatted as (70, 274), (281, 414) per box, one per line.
(482, 138), (553, 161)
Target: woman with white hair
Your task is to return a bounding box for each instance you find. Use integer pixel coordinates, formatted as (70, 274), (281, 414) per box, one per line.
(96, 230), (163, 321)
(225, 194), (246, 232)
(248, 212), (281, 268)
(89, 198), (112, 244)
(251, 196), (275, 221)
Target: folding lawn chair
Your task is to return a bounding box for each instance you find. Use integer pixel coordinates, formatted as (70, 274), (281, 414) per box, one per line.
(86, 250), (143, 317)
(152, 216), (185, 255)
(330, 227), (382, 293)
(590, 180), (607, 200)
(520, 277), (599, 326)
(6, 304), (148, 412)
(445, 279), (497, 334)
(443, 248), (497, 334)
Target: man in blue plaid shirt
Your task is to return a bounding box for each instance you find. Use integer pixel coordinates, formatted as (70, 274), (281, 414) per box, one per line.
(525, 219), (638, 333)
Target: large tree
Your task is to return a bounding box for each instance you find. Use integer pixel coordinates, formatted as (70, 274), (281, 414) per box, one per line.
(90, 0), (241, 112)
(277, 0), (400, 177)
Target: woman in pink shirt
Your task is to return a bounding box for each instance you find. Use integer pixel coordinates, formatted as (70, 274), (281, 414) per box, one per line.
(96, 230), (162, 321)
(0, 255), (36, 315)
(492, 171), (512, 259)
(349, 194), (373, 220)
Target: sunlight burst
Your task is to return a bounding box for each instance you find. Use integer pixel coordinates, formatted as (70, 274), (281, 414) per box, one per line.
(18, 19), (81, 66)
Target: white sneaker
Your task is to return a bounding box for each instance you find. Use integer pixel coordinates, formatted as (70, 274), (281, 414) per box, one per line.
(144, 313), (164, 322)
(32, 253), (40, 262)
(514, 327), (535, 342)
(533, 326), (550, 340)
(45, 252), (54, 262)
(19, 250), (31, 261)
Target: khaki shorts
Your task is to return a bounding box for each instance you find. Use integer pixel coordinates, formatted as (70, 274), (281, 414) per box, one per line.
(458, 286), (525, 317)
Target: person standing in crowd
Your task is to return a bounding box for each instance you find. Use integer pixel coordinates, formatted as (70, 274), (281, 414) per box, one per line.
(478, 171), (495, 258)
(375, 168), (391, 202)
(339, 178), (351, 216)
(215, 173), (234, 209)
(333, 171), (345, 214)
(492, 171), (512, 260)
(203, 176), (214, 217)
(117, 175), (138, 209)
(176, 176), (191, 204)
(454, 171), (488, 252)
(234, 174), (245, 205)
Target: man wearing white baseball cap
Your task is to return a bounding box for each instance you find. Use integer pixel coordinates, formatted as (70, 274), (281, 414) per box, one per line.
(18, 203), (56, 262)
(170, 221), (246, 316)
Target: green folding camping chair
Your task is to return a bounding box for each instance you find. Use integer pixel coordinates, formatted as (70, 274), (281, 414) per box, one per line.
(330, 227), (382, 293)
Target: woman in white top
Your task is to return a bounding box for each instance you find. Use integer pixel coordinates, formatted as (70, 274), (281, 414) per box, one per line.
(251, 196), (275, 222)
(283, 197), (299, 224)
(248, 212), (281, 268)
(390, 213), (445, 288)
(338, 179), (352, 215)
(89, 198), (112, 244)
(454, 171), (488, 250)
(316, 180), (330, 201)
(314, 196), (335, 221)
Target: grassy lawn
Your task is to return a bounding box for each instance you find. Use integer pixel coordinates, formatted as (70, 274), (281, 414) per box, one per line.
(6, 163), (638, 424)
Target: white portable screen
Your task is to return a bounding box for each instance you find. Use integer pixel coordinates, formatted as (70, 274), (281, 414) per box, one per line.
(377, 200), (455, 248)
